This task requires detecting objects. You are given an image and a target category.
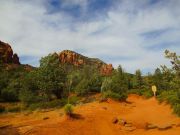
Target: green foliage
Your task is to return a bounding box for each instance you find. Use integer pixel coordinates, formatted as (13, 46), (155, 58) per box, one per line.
(127, 89), (153, 98)
(133, 69), (143, 89)
(152, 68), (164, 90)
(1, 87), (19, 102)
(0, 66), (28, 102)
(68, 96), (80, 105)
(72, 66), (102, 95)
(1, 49), (179, 116)
(164, 50), (180, 73)
(75, 79), (90, 96)
(64, 104), (73, 115)
(37, 53), (67, 100)
(28, 99), (67, 110)
(101, 77), (112, 92)
(6, 106), (21, 112)
(18, 70), (39, 104)
(103, 91), (127, 101)
(157, 90), (180, 116)
(27, 96), (79, 111)
(1, 79), (21, 102)
(142, 90), (153, 98)
(101, 66), (128, 101)
(67, 71), (82, 91)
(88, 73), (102, 92)
(0, 70), (8, 92)
(19, 89), (39, 104)
(173, 104), (180, 117)
(0, 105), (5, 113)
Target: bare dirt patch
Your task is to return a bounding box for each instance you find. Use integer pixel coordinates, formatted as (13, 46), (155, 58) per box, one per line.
(0, 94), (179, 135)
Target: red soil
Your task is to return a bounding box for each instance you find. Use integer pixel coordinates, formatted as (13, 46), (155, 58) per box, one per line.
(0, 94), (180, 135)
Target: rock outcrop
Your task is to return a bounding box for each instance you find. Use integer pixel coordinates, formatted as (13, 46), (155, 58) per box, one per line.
(58, 50), (113, 75)
(0, 40), (20, 64)
(100, 64), (113, 76)
(59, 50), (85, 66)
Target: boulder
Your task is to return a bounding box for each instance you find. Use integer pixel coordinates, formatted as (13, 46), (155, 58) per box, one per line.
(102, 107), (107, 110)
(158, 124), (172, 130)
(43, 117), (49, 120)
(112, 117), (118, 124)
(123, 126), (136, 132)
(145, 123), (157, 130)
(125, 123), (133, 127)
(118, 119), (127, 126)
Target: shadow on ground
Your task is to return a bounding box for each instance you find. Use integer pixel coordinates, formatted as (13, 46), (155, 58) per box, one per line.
(0, 126), (20, 135)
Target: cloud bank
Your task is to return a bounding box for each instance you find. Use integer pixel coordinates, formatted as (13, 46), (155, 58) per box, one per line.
(0, 0), (180, 74)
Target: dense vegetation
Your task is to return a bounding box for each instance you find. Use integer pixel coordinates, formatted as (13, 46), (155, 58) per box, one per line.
(0, 50), (179, 116)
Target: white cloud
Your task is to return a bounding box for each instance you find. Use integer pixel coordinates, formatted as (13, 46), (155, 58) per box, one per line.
(0, 0), (180, 74)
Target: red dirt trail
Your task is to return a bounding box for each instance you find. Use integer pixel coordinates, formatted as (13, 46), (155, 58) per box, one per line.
(0, 94), (180, 135)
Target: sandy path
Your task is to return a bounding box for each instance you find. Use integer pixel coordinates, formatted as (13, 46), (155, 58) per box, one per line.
(0, 94), (180, 135)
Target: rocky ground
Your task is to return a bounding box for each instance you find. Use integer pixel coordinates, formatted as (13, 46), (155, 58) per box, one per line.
(0, 94), (180, 135)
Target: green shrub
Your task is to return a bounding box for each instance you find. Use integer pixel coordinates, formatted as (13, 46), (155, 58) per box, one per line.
(64, 104), (73, 116)
(173, 103), (180, 117)
(157, 90), (180, 116)
(157, 90), (179, 105)
(1, 88), (18, 102)
(128, 89), (153, 98)
(19, 89), (39, 104)
(88, 74), (102, 92)
(141, 89), (153, 98)
(28, 99), (66, 111)
(103, 91), (127, 101)
(0, 105), (5, 113)
(68, 96), (80, 105)
(127, 89), (142, 95)
(101, 78), (112, 93)
(75, 79), (90, 96)
(6, 106), (21, 112)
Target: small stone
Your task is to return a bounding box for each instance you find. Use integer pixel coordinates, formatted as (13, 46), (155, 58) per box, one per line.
(119, 119), (127, 126)
(102, 107), (107, 110)
(158, 124), (172, 130)
(123, 127), (136, 132)
(146, 123), (157, 130)
(43, 117), (49, 120)
(112, 117), (118, 124)
(125, 123), (133, 127)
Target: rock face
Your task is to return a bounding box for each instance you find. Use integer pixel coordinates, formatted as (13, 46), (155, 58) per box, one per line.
(0, 40), (20, 64)
(100, 64), (113, 76)
(59, 50), (85, 66)
(58, 50), (113, 75)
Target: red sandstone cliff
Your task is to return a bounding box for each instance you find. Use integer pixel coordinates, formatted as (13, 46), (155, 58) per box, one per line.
(58, 50), (113, 75)
(0, 40), (20, 64)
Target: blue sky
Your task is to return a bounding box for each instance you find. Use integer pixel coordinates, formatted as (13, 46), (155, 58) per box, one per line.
(0, 0), (180, 74)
